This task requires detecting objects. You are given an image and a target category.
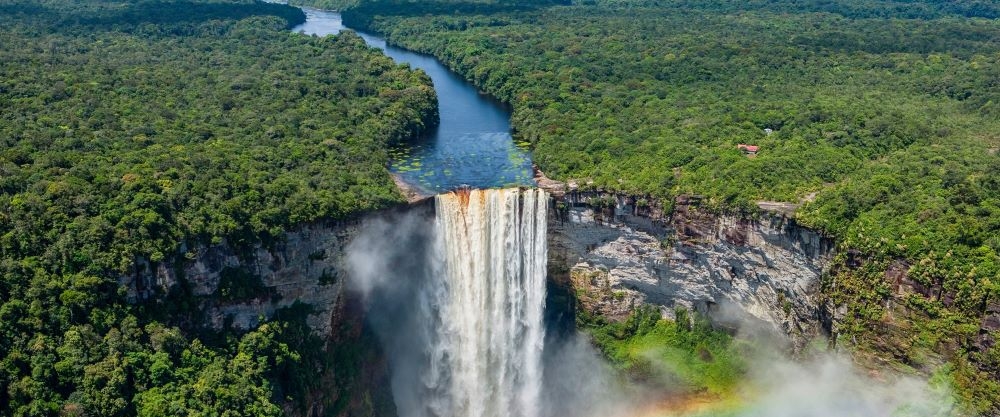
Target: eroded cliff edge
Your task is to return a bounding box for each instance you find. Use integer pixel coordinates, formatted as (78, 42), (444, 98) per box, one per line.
(117, 200), (435, 417)
(115, 185), (836, 415)
(122, 219), (361, 335)
(547, 190), (835, 349)
(113, 181), (1000, 413)
(544, 183), (1000, 401)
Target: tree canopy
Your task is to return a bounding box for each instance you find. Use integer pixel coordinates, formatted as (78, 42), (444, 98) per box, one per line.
(0, 0), (436, 415)
(338, 0), (1000, 412)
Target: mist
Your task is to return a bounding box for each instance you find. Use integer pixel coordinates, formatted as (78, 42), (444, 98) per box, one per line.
(630, 303), (960, 417)
(541, 333), (644, 417)
(734, 354), (957, 417)
(345, 194), (956, 417)
(346, 205), (447, 416)
(345, 190), (638, 417)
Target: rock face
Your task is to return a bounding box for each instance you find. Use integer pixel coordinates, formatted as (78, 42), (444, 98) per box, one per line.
(116, 187), (839, 410)
(121, 201), (432, 338)
(549, 193), (835, 346)
(118, 202), (433, 417)
(121, 220), (359, 336)
(979, 303), (1000, 344)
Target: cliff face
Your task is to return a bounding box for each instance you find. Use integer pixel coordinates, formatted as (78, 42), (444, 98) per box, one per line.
(110, 184), (854, 408)
(121, 220), (358, 336)
(548, 192), (835, 347)
(118, 202), (434, 417)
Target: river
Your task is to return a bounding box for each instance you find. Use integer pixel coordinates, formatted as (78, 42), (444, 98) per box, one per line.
(290, 7), (535, 193)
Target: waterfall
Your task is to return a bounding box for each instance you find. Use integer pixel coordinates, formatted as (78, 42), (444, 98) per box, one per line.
(426, 188), (549, 417)
(348, 188), (549, 417)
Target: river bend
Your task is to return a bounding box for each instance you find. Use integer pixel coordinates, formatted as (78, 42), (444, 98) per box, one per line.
(291, 8), (535, 193)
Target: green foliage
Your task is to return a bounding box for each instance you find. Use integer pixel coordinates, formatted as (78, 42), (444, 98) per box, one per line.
(580, 306), (748, 395)
(294, 0), (569, 15)
(801, 146), (1000, 313)
(344, 0), (1000, 410)
(216, 267), (271, 302)
(131, 322), (300, 417)
(344, 0), (999, 204)
(0, 0), (436, 415)
(579, 0), (999, 19)
(291, 0), (361, 11)
(318, 268), (339, 285)
(1, 3), (437, 273)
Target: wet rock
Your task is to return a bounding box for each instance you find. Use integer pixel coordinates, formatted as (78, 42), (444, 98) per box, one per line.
(534, 165), (567, 197)
(549, 199), (834, 349)
(976, 303), (1000, 353)
(119, 201), (435, 337)
(120, 222), (357, 336)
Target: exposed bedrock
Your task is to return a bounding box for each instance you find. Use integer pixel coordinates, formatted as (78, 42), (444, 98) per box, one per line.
(120, 200), (433, 336)
(118, 200), (434, 416)
(121, 219), (362, 334)
(547, 191), (835, 348)
(113, 183), (1000, 413)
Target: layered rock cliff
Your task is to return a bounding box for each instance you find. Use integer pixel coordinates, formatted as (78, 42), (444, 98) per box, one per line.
(121, 220), (358, 335)
(118, 186), (836, 355)
(113, 182), (1000, 414)
(118, 201), (434, 417)
(548, 191), (835, 348)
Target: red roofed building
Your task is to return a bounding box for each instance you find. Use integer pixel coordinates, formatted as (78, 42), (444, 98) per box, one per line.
(737, 144), (759, 156)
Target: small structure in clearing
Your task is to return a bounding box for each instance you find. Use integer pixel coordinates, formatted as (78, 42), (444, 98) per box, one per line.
(737, 144), (759, 157)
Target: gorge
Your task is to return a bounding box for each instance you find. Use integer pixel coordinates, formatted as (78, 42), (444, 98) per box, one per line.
(112, 5), (961, 416)
(127, 185), (954, 416)
(4, 0), (996, 415)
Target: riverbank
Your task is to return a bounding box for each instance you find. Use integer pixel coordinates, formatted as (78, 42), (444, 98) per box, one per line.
(291, 6), (534, 194)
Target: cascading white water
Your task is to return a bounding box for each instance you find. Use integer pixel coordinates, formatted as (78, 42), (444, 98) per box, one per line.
(426, 188), (549, 417)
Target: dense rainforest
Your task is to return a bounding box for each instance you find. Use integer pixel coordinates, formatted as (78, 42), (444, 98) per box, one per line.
(0, 0), (436, 415)
(3, 0), (999, 414)
(336, 0), (1000, 413)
